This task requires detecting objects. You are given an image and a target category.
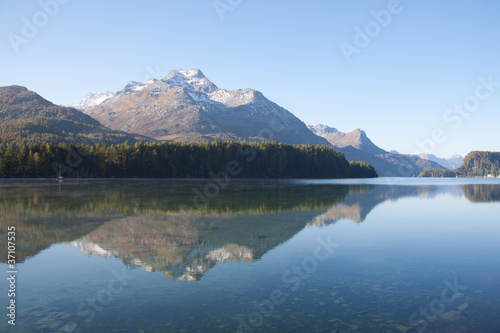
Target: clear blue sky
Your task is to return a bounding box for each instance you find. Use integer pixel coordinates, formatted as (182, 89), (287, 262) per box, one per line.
(1, 0), (499, 157)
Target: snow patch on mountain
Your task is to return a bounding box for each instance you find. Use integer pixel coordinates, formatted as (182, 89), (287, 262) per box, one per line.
(209, 88), (256, 106)
(73, 69), (268, 111)
(164, 69), (218, 94)
(70, 239), (114, 257)
(308, 124), (339, 136)
(71, 91), (115, 110)
(119, 79), (159, 95)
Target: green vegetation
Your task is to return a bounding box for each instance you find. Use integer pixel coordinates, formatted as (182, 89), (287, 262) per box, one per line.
(419, 151), (500, 178)
(456, 151), (500, 177)
(0, 85), (151, 147)
(0, 141), (377, 179)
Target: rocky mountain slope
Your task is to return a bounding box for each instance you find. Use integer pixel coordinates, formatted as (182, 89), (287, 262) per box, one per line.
(308, 125), (386, 155)
(75, 69), (330, 145)
(0, 85), (152, 147)
(309, 124), (445, 176)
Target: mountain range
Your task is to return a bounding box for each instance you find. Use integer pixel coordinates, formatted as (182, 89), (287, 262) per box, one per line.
(72, 69), (458, 175)
(308, 124), (449, 176)
(418, 153), (463, 170)
(1, 69), (465, 176)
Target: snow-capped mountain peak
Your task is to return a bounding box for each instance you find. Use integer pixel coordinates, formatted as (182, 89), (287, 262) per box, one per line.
(71, 68), (329, 145)
(163, 69), (218, 94)
(308, 124), (339, 136)
(72, 79), (164, 111)
(71, 91), (115, 111)
(179, 68), (205, 79)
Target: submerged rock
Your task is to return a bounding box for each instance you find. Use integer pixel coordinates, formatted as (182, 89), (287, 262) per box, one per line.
(439, 310), (463, 321)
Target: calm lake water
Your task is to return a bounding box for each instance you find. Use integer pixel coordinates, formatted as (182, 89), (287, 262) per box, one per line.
(1, 178), (499, 333)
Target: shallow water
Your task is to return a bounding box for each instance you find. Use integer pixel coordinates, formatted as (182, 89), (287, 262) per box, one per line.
(0, 178), (499, 332)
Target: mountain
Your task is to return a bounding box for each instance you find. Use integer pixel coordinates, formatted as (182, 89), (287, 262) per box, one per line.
(447, 154), (465, 169)
(457, 151), (500, 176)
(75, 69), (330, 146)
(0, 85), (152, 147)
(309, 124), (445, 176)
(420, 151), (500, 177)
(308, 125), (386, 155)
(418, 153), (464, 170)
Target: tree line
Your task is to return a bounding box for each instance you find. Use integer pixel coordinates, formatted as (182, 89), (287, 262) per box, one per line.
(0, 141), (377, 179)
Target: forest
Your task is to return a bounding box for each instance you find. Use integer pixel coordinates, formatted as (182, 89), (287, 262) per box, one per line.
(0, 140), (378, 179)
(419, 151), (500, 178)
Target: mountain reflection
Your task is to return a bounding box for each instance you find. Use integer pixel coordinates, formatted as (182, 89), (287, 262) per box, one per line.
(0, 180), (498, 280)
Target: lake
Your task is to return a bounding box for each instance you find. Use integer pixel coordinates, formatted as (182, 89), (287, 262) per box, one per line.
(1, 178), (499, 332)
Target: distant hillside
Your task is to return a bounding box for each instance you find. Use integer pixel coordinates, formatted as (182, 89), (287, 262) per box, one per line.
(418, 153), (463, 170)
(0, 85), (152, 147)
(309, 124), (444, 176)
(419, 151), (500, 177)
